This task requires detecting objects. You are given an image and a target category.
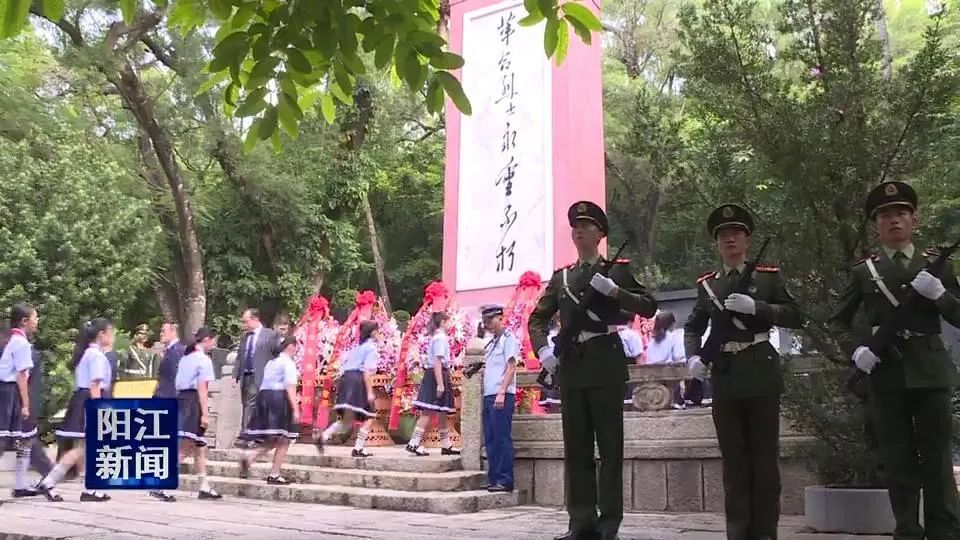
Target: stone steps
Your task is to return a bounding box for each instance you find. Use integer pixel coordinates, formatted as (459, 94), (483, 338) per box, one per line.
(207, 447), (463, 473)
(178, 474), (525, 514)
(191, 460), (486, 492)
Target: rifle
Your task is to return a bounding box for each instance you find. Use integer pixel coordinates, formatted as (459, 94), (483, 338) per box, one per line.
(845, 238), (960, 399)
(536, 240), (629, 389)
(699, 237), (773, 373)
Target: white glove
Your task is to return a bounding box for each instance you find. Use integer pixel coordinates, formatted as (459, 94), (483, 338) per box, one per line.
(853, 346), (880, 374)
(724, 293), (756, 315)
(539, 346), (558, 375)
(589, 273), (618, 297)
(687, 356), (707, 381)
(911, 270), (946, 300)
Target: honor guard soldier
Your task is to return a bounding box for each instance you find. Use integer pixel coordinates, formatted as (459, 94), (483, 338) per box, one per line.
(829, 181), (960, 539)
(529, 201), (658, 540)
(683, 204), (804, 540)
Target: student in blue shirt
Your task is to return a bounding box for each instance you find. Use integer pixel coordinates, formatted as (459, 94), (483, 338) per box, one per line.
(0, 304), (40, 498)
(238, 335), (302, 482)
(39, 318), (115, 502)
(479, 304), (519, 492)
(318, 320), (380, 457)
(407, 311), (461, 457)
(176, 327), (222, 500)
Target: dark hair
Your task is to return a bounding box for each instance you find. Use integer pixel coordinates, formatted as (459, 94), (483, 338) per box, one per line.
(359, 320), (379, 343)
(426, 311), (449, 334)
(184, 327), (216, 355)
(70, 318), (112, 371)
(653, 311), (676, 343)
(9, 303), (35, 329)
(244, 308), (260, 320)
(273, 335), (298, 357)
(275, 312), (291, 326)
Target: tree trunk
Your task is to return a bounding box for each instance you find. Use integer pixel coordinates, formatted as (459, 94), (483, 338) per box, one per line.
(362, 193), (392, 313)
(875, 0), (894, 81)
(154, 280), (180, 323)
(115, 63), (206, 335)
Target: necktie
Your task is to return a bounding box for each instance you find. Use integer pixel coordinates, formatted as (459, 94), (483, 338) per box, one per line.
(244, 332), (255, 372)
(728, 268), (740, 278)
(894, 251), (909, 269)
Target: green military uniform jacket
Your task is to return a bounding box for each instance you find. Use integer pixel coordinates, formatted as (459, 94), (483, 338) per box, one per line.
(683, 264), (805, 399)
(828, 245), (960, 391)
(529, 257), (658, 388)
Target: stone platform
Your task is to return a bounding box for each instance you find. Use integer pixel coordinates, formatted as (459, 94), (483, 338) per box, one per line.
(180, 444), (524, 513)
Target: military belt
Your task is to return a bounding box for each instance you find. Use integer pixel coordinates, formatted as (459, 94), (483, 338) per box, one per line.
(871, 326), (934, 340)
(575, 328), (618, 344)
(720, 333), (769, 353)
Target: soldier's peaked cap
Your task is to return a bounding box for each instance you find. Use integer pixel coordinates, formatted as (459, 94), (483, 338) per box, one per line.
(568, 201), (609, 235)
(865, 181), (918, 218)
(707, 204), (754, 237)
(480, 304), (505, 319)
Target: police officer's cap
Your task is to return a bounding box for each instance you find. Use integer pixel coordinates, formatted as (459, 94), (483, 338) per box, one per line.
(707, 204), (754, 237)
(481, 304), (505, 319)
(865, 181), (918, 218)
(567, 201), (609, 235)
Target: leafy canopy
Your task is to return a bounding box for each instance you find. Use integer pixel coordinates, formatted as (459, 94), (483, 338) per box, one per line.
(5, 0), (602, 149)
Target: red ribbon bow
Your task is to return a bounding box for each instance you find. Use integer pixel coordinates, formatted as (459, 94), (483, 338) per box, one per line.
(307, 296), (330, 318)
(355, 290), (376, 307)
(518, 271), (542, 288)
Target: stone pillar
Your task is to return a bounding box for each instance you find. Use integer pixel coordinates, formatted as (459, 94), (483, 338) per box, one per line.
(460, 351), (484, 470)
(213, 351), (241, 448)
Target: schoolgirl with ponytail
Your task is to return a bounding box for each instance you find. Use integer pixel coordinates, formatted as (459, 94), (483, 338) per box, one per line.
(39, 317), (115, 502)
(0, 303), (40, 497)
(406, 311), (460, 457)
(174, 327), (222, 500)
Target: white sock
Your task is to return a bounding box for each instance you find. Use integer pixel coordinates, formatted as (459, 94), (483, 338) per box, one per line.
(439, 428), (452, 449)
(199, 474), (211, 492)
(408, 427), (425, 448)
(353, 428), (369, 451)
(322, 421), (342, 442)
(15, 446), (31, 490)
(42, 463), (67, 488)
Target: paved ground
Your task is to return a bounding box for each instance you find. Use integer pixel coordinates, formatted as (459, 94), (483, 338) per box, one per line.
(0, 475), (889, 540)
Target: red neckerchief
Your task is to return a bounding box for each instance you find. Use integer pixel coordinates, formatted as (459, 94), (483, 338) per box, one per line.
(9, 328), (26, 338)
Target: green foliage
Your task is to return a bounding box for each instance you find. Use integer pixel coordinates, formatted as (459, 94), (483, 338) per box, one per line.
(393, 309), (411, 330)
(333, 288), (359, 312)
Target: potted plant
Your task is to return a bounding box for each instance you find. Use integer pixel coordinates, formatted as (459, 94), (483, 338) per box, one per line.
(781, 363), (893, 534)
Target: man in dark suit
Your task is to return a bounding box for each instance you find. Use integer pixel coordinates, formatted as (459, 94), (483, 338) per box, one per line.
(232, 308), (278, 432)
(150, 321), (183, 502)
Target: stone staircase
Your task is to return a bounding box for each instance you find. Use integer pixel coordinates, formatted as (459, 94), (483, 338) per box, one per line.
(180, 444), (526, 514)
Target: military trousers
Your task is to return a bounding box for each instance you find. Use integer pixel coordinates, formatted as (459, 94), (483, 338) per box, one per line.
(869, 388), (960, 540)
(560, 382), (625, 537)
(712, 396), (782, 540)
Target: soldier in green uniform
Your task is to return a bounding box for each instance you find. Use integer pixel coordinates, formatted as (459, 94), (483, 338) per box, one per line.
(829, 181), (960, 540)
(684, 204), (804, 540)
(529, 201), (658, 540)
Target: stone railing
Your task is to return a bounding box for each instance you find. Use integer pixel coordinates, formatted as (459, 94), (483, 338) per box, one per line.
(213, 351), (240, 448)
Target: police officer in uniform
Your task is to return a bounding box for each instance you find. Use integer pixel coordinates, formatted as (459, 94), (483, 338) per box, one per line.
(529, 201), (658, 540)
(684, 204), (804, 540)
(829, 181), (960, 539)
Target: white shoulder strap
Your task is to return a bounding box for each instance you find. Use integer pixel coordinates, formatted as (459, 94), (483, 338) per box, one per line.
(864, 258), (901, 308)
(701, 276), (747, 330)
(562, 268), (601, 322)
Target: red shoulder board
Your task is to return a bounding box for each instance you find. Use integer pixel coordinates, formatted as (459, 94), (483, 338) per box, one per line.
(696, 271), (716, 284)
(755, 265), (780, 272)
(852, 254), (878, 267)
(924, 247), (951, 259)
(614, 258), (630, 264)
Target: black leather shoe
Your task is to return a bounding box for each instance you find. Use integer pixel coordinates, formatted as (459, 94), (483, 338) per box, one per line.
(149, 490), (176, 502)
(198, 489), (223, 500)
(486, 484), (513, 492)
(440, 447), (461, 456)
(11, 488), (39, 498)
(80, 492), (110, 502)
(554, 531), (600, 540)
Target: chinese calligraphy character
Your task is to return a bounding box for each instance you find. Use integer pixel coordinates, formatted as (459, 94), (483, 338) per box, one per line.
(498, 12), (516, 45)
(495, 72), (517, 105)
(95, 445), (133, 480)
(136, 446), (170, 480)
(496, 157), (517, 197)
(501, 123), (517, 152)
(98, 408), (131, 440)
(496, 240), (516, 272)
(498, 51), (511, 72)
(134, 408), (170, 440)
(500, 204), (518, 237)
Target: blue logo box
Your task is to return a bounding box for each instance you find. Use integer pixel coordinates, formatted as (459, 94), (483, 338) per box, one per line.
(84, 398), (179, 490)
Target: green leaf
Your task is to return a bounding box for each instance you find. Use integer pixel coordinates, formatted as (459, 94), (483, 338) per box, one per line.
(434, 71), (471, 115)
(194, 70), (231, 96)
(313, 27), (337, 58)
(374, 35), (395, 70)
(168, 0), (206, 34)
(523, 0), (541, 15)
(518, 11), (545, 27)
(402, 52), (423, 90)
(244, 119), (262, 152)
(537, 0), (555, 19)
(544, 17), (559, 57)
(330, 81), (353, 105)
(208, 0), (232, 21)
(339, 49), (367, 74)
(230, 5), (256, 29)
(41, 0), (65, 22)
(333, 61), (353, 96)
(277, 97), (300, 139)
(279, 75), (298, 100)
(298, 88), (321, 111)
(258, 106), (278, 140)
(271, 131), (283, 153)
(119, 0), (136, 25)
(2, 0), (30, 39)
(555, 17), (569, 65)
(425, 78), (444, 114)
(564, 13), (591, 45)
(320, 93), (336, 124)
(223, 82), (240, 107)
(213, 31), (251, 61)
(247, 56), (281, 88)
(280, 93), (304, 120)
(235, 87), (269, 117)
(429, 52), (464, 70)
(560, 2), (602, 31)
(285, 48), (312, 74)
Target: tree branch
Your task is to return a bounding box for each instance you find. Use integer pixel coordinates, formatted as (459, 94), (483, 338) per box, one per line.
(28, 4), (84, 46)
